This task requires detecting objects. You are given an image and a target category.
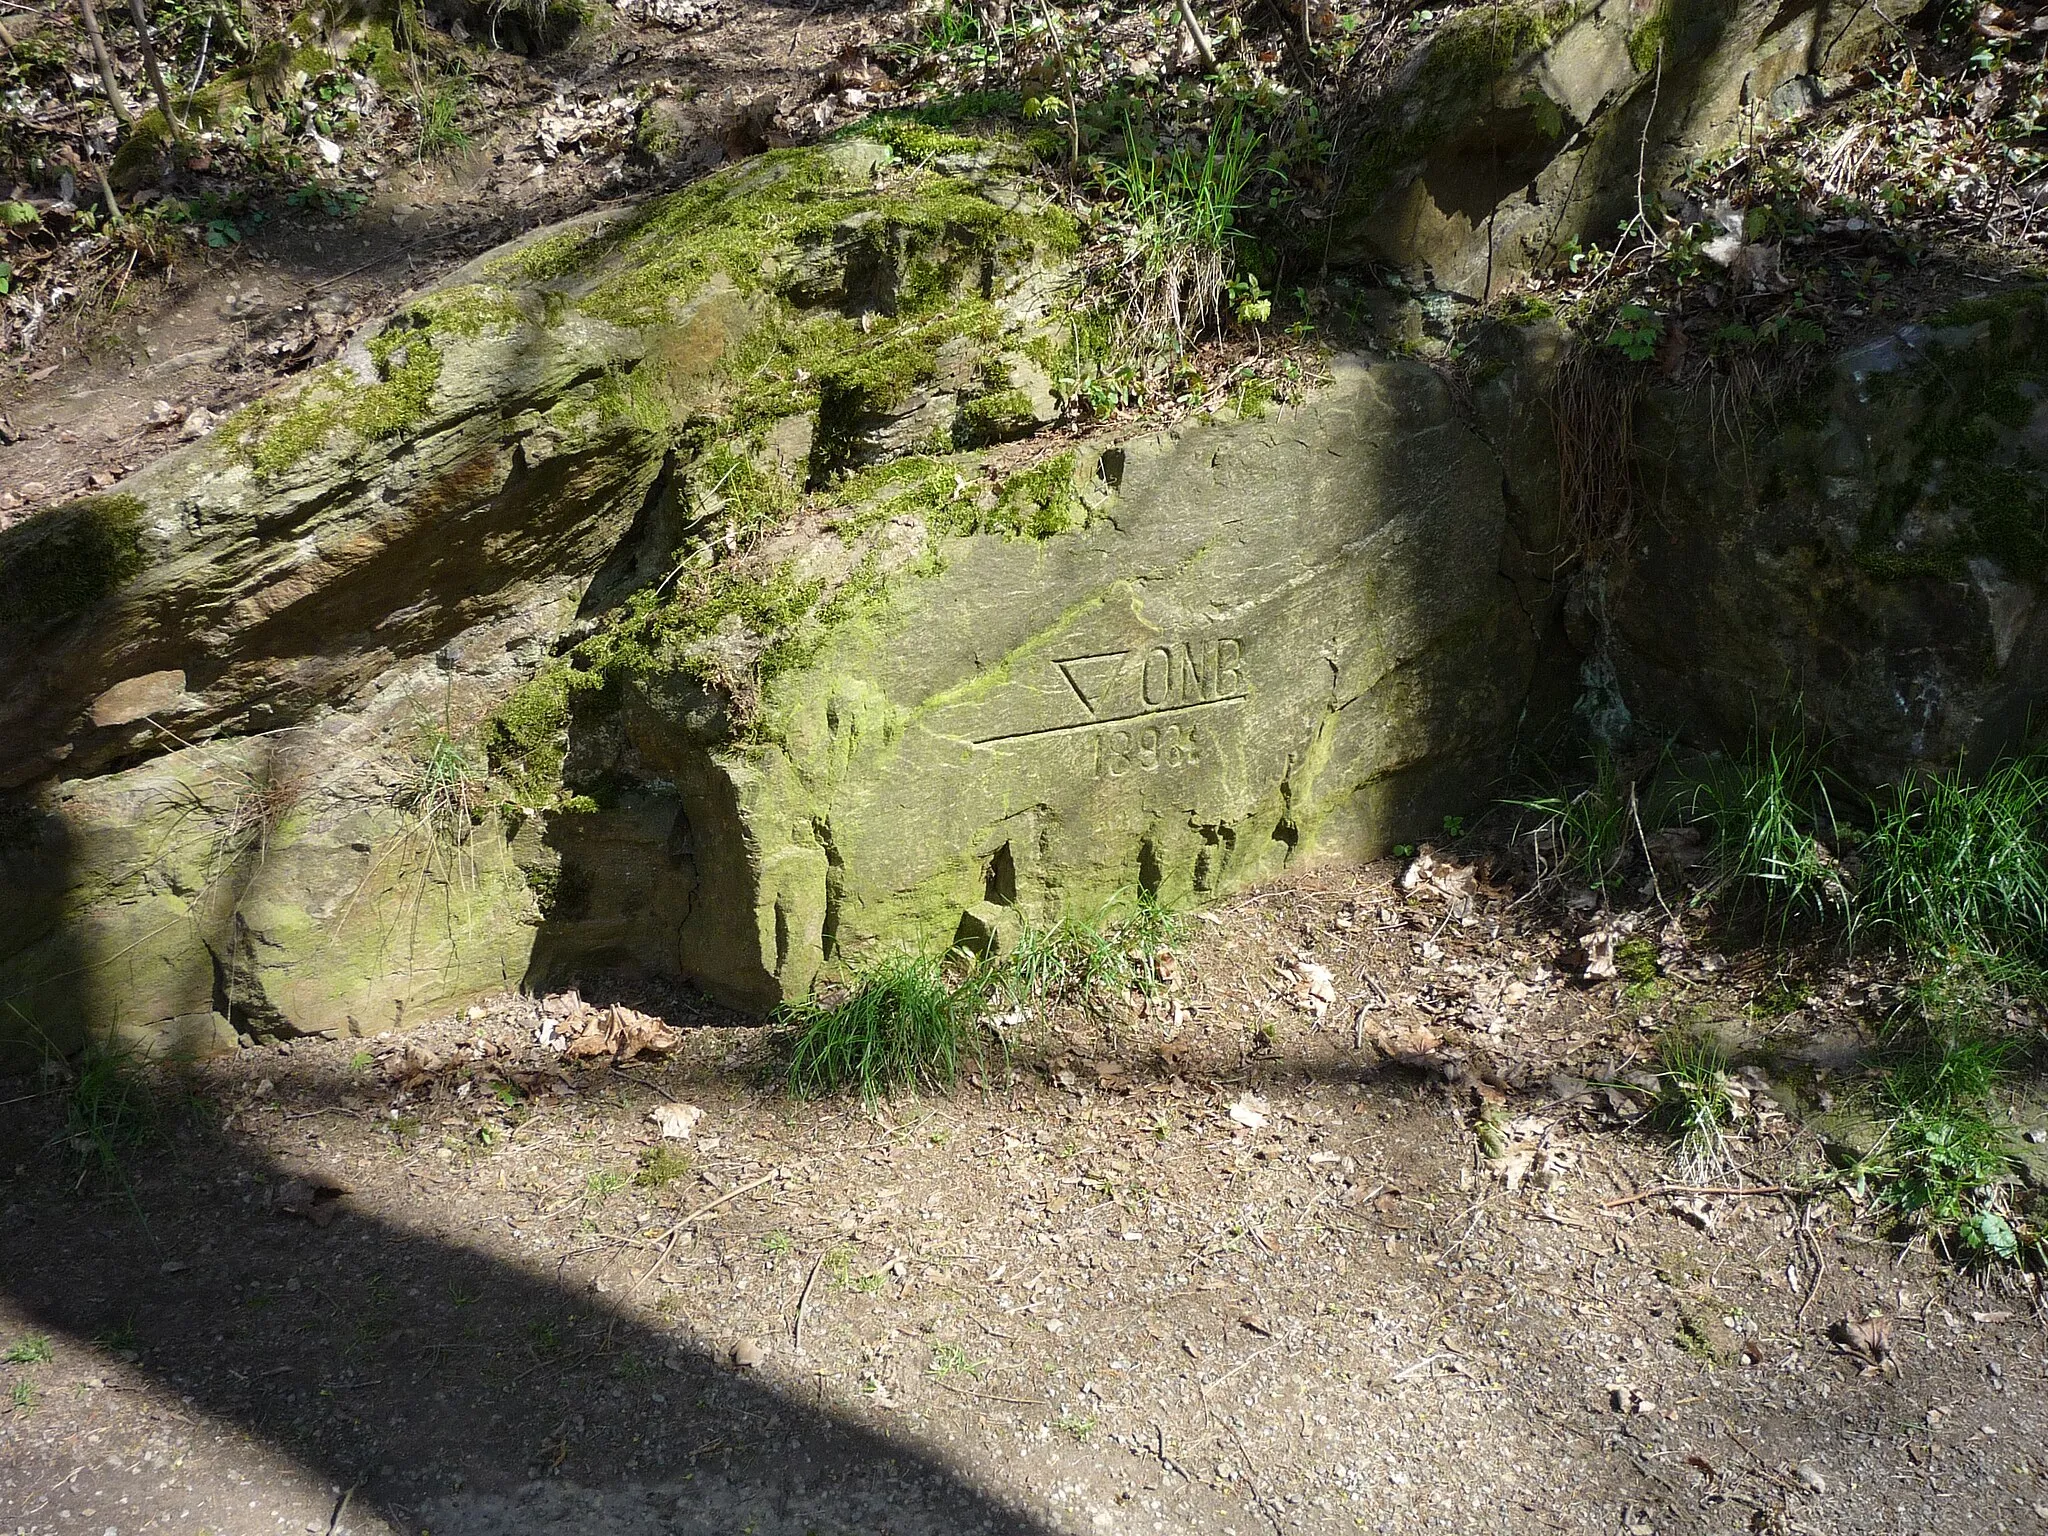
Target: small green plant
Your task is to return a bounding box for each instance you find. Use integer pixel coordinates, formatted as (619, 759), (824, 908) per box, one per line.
(782, 951), (974, 1098)
(1617, 935), (1661, 1005)
(1054, 1409), (1097, 1441)
(586, 1168), (628, 1200)
(2, 1336), (53, 1365)
(348, 1048), (375, 1072)
(927, 1341), (986, 1379)
(762, 1231), (793, 1256)
(1655, 1023), (1736, 1177)
(634, 1145), (691, 1189)
(1602, 303), (1664, 362)
(1866, 1020), (2015, 1228)
(287, 182), (368, 219)
(10, 1379), (34, 1412)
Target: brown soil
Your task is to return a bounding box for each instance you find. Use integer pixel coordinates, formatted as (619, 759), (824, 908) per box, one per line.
(4, 860), (2045, 1536)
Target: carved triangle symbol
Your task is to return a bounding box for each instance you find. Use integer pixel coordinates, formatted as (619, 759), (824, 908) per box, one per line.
(1054, 652), (1127, 718)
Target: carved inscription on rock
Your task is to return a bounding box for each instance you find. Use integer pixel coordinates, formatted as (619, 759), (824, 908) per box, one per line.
(971, 637), (1247, 773)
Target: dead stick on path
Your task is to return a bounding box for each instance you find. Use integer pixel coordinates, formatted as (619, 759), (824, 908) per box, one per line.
(1603, 1183), (1794, 1208)
(324, 1483), (359, 1536)
(792, 1248), (828, 1355)
(631, 1169), (781, 1295)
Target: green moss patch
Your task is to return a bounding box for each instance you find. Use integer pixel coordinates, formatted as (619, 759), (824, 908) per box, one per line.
(230, 320), (447, 478)
(568, 146), (1077, 330)
(567, 548), (886, 735)
(483, 661), (575, 809)
(0, 494), (149, 624)
(953, 388), (1037, 447)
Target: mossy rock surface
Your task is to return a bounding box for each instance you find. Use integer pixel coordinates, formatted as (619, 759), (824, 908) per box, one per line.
(1606, 287), (2048, 781)
(1333, 0), (1921, 295)
(0, 132), (1099, 1059)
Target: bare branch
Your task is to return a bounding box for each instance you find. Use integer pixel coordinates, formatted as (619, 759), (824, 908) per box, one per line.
(76, 0), (136, 126)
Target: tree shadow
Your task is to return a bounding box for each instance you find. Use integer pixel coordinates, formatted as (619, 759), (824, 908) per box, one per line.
(0, 1049), (1057, 1535)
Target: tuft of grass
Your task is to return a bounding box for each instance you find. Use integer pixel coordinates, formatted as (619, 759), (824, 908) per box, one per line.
(1859, 752), (2048, 967)
(998, 916), (1125, 1007)
(396, 720), (486, 846)
(1098, 111), (1259, 359)
(585, 1168), (629, 1201)
(1508, 741), (1632, 892)
(65, 1046), (158, 1181)
(418, 79), (469, 157)
(2, 1335), (53, 1365)
(1654, 1022), (1736, 1178)
(992, 889), (1187, 1009)
(1685, 724), (1849, 930)
(782, 951), (974, 1099)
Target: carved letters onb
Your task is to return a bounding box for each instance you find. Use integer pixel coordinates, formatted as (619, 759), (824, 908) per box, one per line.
(973, 636), (1247, 750)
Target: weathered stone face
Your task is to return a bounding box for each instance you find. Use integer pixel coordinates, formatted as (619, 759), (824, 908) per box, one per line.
(1603, 296), (2048, 780)
(1338, 0), (1920, 297)
(548, 356), (1549, 1008)
(10, 118), (2042, 1068)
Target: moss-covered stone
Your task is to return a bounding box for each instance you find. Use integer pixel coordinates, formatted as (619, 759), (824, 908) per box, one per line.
(229, 321), (447, 477)
(0, 494), (148, 624)
(953, 387), (1038, 448)
(1854, 292), (2048, 583)
(483, 661), (575, 809)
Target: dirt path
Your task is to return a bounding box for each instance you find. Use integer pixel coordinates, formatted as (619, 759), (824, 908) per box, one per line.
(0, 0), (898, 521)
(3, 863), (2046, 1535)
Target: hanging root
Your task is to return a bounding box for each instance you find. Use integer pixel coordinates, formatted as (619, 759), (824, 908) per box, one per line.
(1550, 345), (1643, 569)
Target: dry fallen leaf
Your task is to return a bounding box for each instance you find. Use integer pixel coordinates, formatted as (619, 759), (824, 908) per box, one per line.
(1227, 1094), (1269, 1130)
(1830, 1314), (1898, 1378)
(648, 1102), (704, 1140)
(1580, 928), (1618, 981)
(563, 1004), (681, 1061)
(731, 1338), (764, 1369)
(1292, 961), (1336, 1016)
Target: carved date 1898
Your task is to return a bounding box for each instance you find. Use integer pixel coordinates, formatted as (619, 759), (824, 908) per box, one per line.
(1093, 721), (1201, 778)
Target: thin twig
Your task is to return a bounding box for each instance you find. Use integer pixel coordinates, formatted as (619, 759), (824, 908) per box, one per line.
(1603, 1182), (1794, 1208)
(76, 0), (133, 125)
(630, 1169), (781, 1293)
(124, 0), (179, 130)
(792, 1247), (828, 1355)
(1175, 0), (1217, 70)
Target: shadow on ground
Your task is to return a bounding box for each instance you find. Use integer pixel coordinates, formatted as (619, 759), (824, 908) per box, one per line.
(0, 1068), (1054, 1536)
